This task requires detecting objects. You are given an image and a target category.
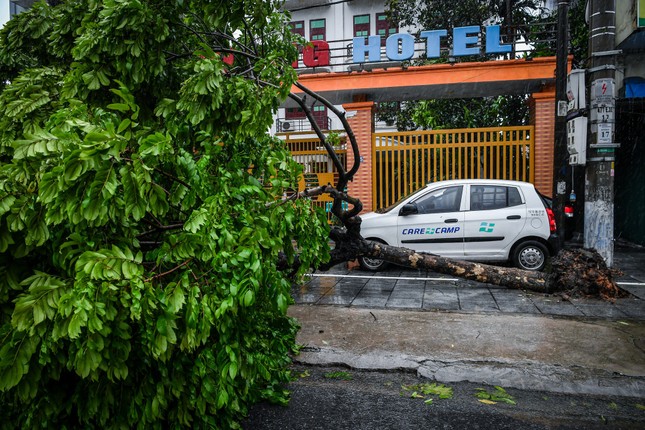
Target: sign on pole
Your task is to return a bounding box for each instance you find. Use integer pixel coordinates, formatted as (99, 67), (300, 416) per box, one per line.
(590, 78), (615, 146)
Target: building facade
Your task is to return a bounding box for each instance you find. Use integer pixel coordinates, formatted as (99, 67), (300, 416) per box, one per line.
(614, 0), (645, 245)
(0, 0), (36, 27)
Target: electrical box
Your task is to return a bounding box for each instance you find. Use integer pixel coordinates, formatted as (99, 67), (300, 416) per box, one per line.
(567, 69), (586, 111)
(567, 116), (587, 165)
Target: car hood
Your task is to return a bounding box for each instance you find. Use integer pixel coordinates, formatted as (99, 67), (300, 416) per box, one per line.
(359, 211), (383, 222)
(359, 211), (394, 230)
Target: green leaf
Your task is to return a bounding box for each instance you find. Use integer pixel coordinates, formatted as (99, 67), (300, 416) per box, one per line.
(0, 194), (17, 217)
(107, 103), (130, 113)
(217, 390), (229, 409)
(0, 335), (39, 390)
(475, 386), (516, 405)
(242, 290), (254, 307)
(117, 118), (132, 133)
(68, 311), (87, 339)
(228, 362), (238, 379)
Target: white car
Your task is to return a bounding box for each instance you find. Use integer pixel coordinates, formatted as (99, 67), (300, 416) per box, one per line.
(359, 179), (559, 271)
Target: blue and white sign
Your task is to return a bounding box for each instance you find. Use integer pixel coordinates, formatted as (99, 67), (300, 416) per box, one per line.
(353, 25), (512, 63)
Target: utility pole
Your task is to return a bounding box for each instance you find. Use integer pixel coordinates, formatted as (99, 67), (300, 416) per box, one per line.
(585, 0), (618, 266)
(552, 0), (570, 250)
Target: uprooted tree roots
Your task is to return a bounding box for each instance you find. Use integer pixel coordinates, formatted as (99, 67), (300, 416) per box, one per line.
(549, 247), (627, 301)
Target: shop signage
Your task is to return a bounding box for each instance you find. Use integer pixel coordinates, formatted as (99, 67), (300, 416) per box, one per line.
(295, 25), (512, 68)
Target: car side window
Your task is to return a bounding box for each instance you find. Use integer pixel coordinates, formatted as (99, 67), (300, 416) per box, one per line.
(470, 186), (523, 211)
(413, 186), (463, 214)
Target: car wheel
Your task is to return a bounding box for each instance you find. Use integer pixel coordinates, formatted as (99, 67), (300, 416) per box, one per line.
(359, 240), (390, 271)
(511, 240), (549, 271)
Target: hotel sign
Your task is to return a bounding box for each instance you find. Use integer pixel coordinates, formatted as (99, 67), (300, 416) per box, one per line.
(295, 25), (512, 68)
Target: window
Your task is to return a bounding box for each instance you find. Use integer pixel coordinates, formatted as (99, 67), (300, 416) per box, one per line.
(353, 14), (370, 38)
(10, 1), (31, 17)
(376, 12), (398, 46)
(310, 19), (326, 41)
(289, 21), (305, 37)
(470, 186), (523, 211)
(414, 186), (463, 214)
(285, 107), (305, 120)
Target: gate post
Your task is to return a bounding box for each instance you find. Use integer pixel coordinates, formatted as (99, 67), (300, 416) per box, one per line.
(529, 86), (556, 197)
(342, 100), (375, 213)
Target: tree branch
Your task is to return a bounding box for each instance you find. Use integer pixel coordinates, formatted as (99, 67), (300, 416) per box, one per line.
(145, 258), (193, 283)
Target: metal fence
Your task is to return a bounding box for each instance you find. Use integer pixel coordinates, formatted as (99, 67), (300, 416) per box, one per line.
(281, 132), (348, 222)
(372, 126), (535, 209)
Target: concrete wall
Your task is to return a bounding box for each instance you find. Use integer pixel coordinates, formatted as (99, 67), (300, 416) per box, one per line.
(616, 0), (639, 46)
(1, 0), (12, 28)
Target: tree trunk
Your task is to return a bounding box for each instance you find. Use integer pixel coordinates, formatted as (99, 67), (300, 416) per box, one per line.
(319, 223), (626, 301)
(365, 242), (549, 292)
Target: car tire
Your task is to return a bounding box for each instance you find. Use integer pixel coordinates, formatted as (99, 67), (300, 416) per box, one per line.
(358, 240), (390, 271)
(511, 240), (549, 271)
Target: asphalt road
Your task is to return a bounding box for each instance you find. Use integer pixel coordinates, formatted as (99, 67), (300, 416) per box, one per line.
(243, 365), (645, 430)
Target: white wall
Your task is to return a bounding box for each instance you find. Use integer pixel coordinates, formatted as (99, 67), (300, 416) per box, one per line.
(1, 0), (12, 28)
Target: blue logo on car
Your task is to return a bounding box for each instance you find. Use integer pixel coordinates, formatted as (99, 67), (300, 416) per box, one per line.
(401, 227), (460, 235)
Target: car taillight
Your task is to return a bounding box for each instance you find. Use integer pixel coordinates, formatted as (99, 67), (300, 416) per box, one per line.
(546, 207), (557, 233)
(564, 205), (574, 218)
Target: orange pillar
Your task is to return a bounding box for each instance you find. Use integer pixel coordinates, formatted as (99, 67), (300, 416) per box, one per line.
(529, 86), (556, 197)
(342, 101), (375, 213)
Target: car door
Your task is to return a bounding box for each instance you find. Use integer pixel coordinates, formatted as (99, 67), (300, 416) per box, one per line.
(396, 185), (465, 258)
(463, 184), (527, 259)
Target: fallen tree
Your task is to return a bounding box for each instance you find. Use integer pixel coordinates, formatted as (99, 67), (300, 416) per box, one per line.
(288, 85), (627, 301)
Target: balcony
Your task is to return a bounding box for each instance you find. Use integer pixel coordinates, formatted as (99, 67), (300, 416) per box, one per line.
(276, 116), (332, 133)
(282, 0), (339, 11)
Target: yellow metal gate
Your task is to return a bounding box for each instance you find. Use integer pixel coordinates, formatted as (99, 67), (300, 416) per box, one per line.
(372, 126), (534, 209)
(281, 132), (347, 221)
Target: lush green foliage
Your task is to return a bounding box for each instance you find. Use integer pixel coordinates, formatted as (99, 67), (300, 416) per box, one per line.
(0, 1), (329, 428)
(379, 96), (530, 130)
(381, 0), (551, 130)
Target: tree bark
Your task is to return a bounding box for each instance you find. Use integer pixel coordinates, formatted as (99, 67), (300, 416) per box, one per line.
(315, 223), (626, 301)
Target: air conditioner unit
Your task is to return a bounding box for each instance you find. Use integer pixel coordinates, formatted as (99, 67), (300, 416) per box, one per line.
(281, 120), (296, 131)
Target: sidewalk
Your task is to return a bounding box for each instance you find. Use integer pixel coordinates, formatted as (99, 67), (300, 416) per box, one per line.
(288, 246), (645, 397)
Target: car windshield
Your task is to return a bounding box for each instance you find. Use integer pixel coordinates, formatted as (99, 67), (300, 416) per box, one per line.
(375, 186), (428, 214)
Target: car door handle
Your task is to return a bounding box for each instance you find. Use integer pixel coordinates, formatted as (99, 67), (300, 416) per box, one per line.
(444, 218), (459, 223)
(507, 215), (521, 220)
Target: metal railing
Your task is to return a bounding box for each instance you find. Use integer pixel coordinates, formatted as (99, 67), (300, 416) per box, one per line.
(292, 23), (557, 74)
(276, 116), (332, 133)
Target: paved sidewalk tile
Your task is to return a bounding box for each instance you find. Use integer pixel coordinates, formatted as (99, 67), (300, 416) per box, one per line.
(571, 300), (632, 319)
(386, 297), (423, 309)
(490, 290), (541, 314)
(422, 287), (460, 311)
(528, 295), (585, 317)
(456, 287), (500, 312)
(295, 246), (645, 319)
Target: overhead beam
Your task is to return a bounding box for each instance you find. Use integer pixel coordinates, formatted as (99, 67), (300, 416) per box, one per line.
(286, 56), (560, 107)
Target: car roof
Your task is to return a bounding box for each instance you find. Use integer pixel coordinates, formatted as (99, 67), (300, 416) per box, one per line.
(423, 179), (534, 189)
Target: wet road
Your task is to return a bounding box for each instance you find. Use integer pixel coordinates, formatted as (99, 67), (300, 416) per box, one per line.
(244, 365), (645, 430)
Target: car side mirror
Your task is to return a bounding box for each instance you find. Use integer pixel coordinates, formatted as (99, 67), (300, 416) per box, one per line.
(399, 203), (418, 216)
